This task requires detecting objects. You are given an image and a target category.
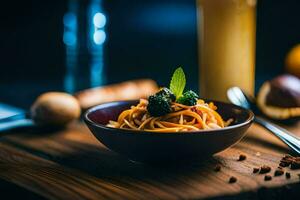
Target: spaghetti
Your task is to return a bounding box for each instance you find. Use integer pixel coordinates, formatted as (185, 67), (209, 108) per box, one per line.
(107, 99), (233, 132)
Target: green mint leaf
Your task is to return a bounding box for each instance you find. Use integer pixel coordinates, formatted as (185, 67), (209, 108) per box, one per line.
(169, 67), (186, 99)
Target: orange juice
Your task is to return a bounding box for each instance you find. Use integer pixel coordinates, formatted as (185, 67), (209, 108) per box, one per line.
(197, 0), (256, 101)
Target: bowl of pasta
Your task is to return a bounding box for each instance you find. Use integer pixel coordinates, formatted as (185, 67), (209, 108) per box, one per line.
(84, 68), (254, 163)
(84, 99), (253, 163)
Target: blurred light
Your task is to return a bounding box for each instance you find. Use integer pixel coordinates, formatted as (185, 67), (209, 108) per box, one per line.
(63, 31), (77, 46)
(63, 12), (77, 28)
(63, 1), (79, 93)
(93, 12), (106, 28)
(93, 30), (106, 45)
(88, 0), (106, 87)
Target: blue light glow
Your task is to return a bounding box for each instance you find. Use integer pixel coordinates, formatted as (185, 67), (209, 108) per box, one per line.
(63, 31), (77, 46)
(63, 1), (79, 93)
(93, 12), (106, 28)
(93, 30), (106, 45)
(63, 11), (77, 47)
(63, 12), (77, 28)
(88, 0), (106, 87)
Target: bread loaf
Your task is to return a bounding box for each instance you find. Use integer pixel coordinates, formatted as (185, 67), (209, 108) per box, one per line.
(75, 79), (158, 110)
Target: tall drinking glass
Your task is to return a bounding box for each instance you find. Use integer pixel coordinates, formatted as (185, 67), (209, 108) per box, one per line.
(197, 0), (256, 101)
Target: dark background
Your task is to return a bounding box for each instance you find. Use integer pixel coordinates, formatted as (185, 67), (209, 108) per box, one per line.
(0, 0), (298, 108)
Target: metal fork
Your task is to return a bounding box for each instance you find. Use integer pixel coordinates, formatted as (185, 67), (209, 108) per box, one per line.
(227, 87), (300, 154)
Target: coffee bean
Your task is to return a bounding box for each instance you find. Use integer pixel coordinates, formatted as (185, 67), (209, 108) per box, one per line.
(264, 175), (272, 181)
(274, 169), (284, 176)
(238, 154), (247, 161)
(214, 164), (221, 172)
(229, 176), (237, 183)
(260, 165), (271, 174)
(286, 172), (291, 179)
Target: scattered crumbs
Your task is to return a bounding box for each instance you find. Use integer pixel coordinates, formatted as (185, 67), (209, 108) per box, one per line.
(264, 175), (272, 181)
(286, 172), (291, 179)
(278, 166), (283, 170)
(214, 164), (221, 172)
(259, 165), (271, 174)
(253, 167), (259, 173)
(256, 152), (261, 157)
(229, 176), (237, 184)
(290, 160), (300, 169)
(280, 155), (300, 169)
(279, 162), (290, 168)
(280, 155), (293, 167)
(283, 154), (292, 158)
(238, 154), (247, 161)
(274, 169), (284, 176)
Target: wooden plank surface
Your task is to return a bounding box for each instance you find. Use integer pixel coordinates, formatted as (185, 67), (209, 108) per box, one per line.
(0, 121), (300, 200)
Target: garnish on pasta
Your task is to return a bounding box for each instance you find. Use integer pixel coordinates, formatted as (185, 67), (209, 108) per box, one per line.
(107, 67), (233, 132)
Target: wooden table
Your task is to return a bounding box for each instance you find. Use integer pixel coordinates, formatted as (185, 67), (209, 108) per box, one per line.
(0, 121), (300, 200)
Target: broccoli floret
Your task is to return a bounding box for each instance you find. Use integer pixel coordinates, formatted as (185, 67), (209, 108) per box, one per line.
(147, 95), (172, 117)
(156, 87), (176, 102)
(146, 87), (175, 117)
(176, 90), (199, 106)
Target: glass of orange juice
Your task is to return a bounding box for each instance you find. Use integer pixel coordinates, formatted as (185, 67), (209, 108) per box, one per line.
(197, 0), (257, 101)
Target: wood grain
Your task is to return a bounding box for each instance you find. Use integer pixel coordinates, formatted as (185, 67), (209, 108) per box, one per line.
(0, 122), (300, 200)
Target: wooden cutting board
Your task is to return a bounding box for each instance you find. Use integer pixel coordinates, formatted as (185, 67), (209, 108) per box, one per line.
(0, 121), (300, 200)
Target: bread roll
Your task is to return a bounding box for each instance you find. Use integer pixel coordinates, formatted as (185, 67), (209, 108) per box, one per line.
(75, 79), (158, 110)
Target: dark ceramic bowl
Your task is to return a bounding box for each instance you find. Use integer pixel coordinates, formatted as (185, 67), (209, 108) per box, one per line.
(84, 100), (254, 163)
